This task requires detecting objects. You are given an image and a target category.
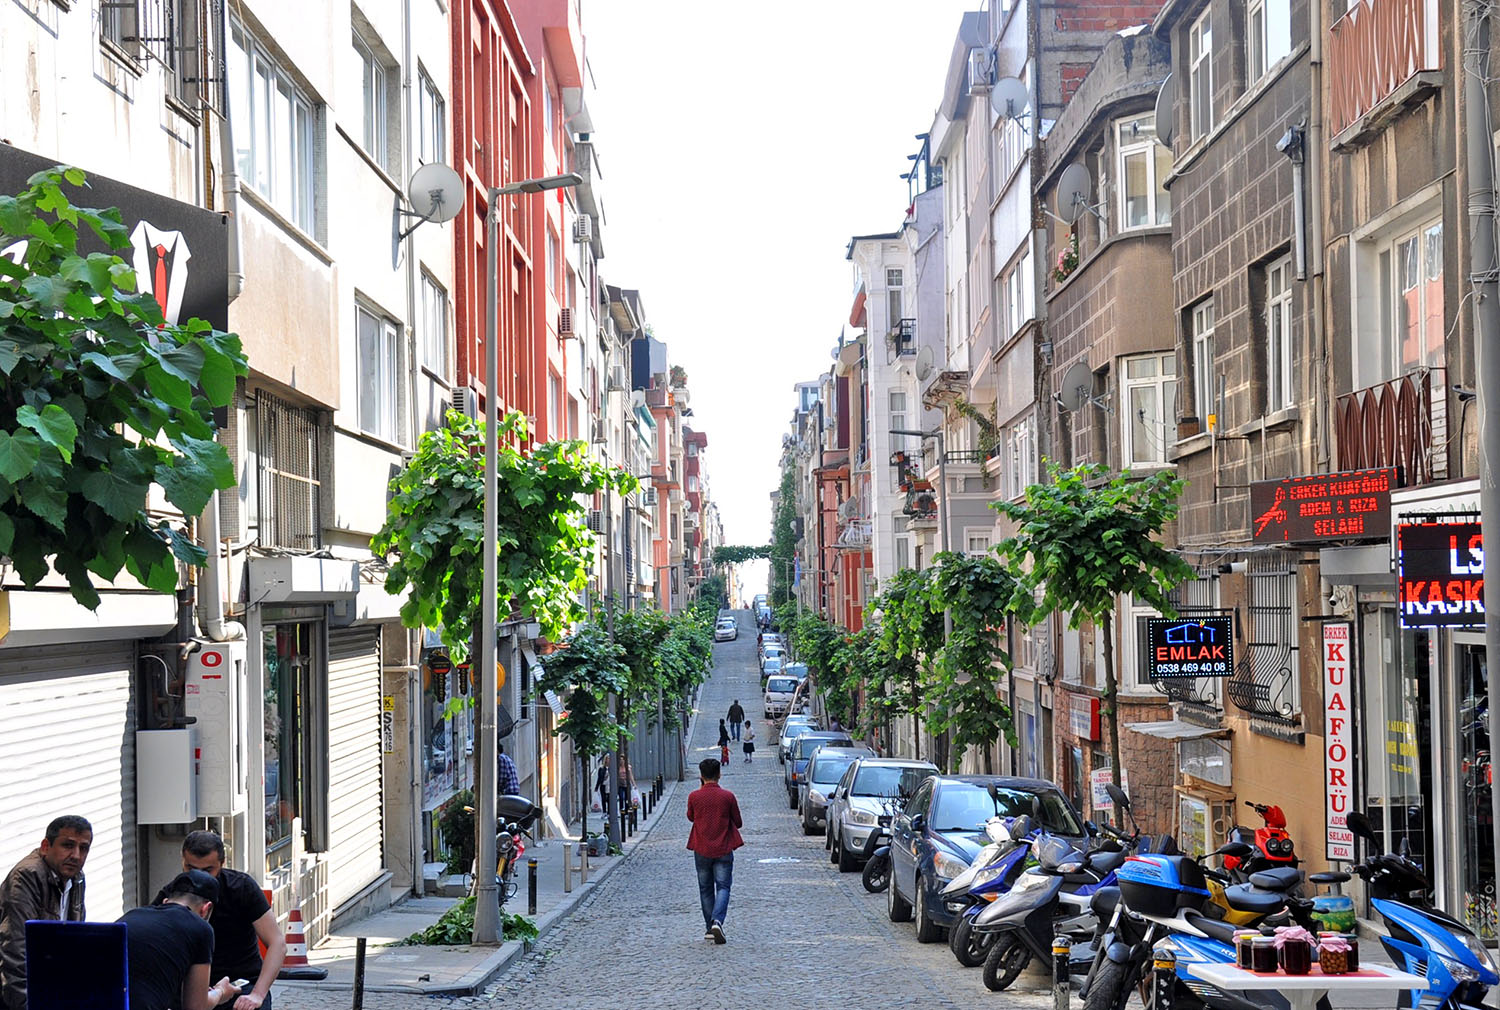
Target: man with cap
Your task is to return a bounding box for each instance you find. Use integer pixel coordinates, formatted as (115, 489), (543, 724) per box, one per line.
(118, 870), (240, 1010)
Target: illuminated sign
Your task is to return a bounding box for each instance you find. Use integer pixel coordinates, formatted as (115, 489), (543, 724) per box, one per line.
(1250, 467), (1397, 544)
(1396, 521), (1484, 628)
(1146, 616), (1235, 679)
(1322, 623), (1354, 861)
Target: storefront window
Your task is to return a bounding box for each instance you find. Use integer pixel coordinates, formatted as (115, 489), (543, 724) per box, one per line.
(1361, 610), (1432, 880)
(265, 623), (313, 866)
(1459, 645), (1495, 938)
(420, 639), (474, 811)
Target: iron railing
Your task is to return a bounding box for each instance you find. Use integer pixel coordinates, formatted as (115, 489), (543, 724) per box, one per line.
(1154, 570), (1224, 713)
(892, 318), (917, 356)
(104, 0), (227, 115)
(1335, 367), (1446, 485)
(1226, 554), (1300, 724)
(255, 390), (322, 550)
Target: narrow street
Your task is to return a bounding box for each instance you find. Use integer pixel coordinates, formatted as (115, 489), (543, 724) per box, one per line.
(278, 610), (1055, 1008)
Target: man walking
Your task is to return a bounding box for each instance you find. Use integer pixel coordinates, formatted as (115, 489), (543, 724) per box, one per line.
(726, 700), (744, 741)
(497, 742), (521, 796)
(685, 758), (742, 944)
(156, 831), (285, 1010)
(0, 814), (92, 1010)
(121, 870), (239, 1010)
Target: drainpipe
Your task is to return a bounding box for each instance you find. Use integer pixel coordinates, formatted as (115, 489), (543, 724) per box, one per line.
(1309, 0), (1328, 472)
(198, 492), (245, 642)
(218, 11), (244, 304)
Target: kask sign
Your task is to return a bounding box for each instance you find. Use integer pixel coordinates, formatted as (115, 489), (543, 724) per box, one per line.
(1396, 522), (1484, 629)
(1145, 617), (1235, 679)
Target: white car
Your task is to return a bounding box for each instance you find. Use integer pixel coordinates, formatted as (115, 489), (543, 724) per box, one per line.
(714, 620), (737, 642)
(763, 674), (799, 719)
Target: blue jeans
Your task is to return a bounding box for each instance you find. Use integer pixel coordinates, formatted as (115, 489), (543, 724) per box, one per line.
(730, 721), (741, 741)
(694, 853), (733, 928)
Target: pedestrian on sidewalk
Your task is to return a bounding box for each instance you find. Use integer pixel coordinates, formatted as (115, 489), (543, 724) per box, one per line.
(498, 742), (521, 797)
(743, 722), (755, 763)
(727, 700), (744, 740)
(120, 870), (240, 1010)
(686, 758), (742, 944)
(618, 756), (635, 813)
(155, 831), (285, 1010)
(0, 813), (92, 1010)
(595, 756), (610, 813)
(717, 720), (731, 766)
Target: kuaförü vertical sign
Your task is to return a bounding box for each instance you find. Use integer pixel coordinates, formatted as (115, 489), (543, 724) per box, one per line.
(1323, 622), (1354, 861)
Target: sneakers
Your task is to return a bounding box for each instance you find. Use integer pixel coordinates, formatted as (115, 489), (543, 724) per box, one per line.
(704, 927), (715, 942)
(709, 921), (726, 944)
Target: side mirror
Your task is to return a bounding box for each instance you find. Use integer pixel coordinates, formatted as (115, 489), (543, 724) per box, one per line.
(1216, 841), (1254, 858)
(910, 813), (927, 834)
(1084, 819), (1100, 837)
(1345, 811), (1378, 845)
(1105, 783), (1131, 810)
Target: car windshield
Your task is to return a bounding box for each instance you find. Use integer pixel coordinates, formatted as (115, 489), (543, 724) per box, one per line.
(763, 658), (783, 672)
(810, 755), (858, 785)
(783, 723), (815, 741)
(796, 736), (851, 760)
(852, 765), (935, 798)
(931, 784), (1083, 835)
(766, 677), (797, 693)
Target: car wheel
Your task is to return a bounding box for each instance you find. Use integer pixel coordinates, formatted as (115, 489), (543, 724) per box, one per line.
(801, 809), (818, 836)
(837, 837), (859, 873)
(913, 875), (943, 942)
(887, 865), (912, 922)
(788, 789), (798, 811)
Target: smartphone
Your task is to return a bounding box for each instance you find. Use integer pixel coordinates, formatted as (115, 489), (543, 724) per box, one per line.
(230, 979), (250, 990)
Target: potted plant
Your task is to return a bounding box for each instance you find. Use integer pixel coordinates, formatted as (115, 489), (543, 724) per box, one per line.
(1053, 231), (1080, 284)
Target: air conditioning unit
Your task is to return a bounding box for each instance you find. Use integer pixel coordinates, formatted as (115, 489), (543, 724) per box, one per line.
(573, 214), (593, 243)
(968, 49), (992, 94)
(607, 365), (626, 391)
(644, 486), (659, 506)
(586, 509), (605, 533)
(450, 385), (480, 421)
(559, 307), (575, 339)
(591, 418), (607, 443)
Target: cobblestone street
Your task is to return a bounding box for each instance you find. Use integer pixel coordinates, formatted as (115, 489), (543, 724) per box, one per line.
(274, 612), (1056, 1008)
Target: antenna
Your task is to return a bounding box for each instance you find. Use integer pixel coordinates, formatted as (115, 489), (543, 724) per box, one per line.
(1154, 74), (1176, 148)
(396, 162), (463, 241)
(915, 346), (935, 382)
(1056, 162), (1106, 225)
(991, 76), (1031, 121)
(1057, 360), (1093, 412)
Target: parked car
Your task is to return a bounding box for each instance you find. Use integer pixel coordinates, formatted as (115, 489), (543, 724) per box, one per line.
(784, 731), (853, 808)
(762, 674), (800, 719)
(758, 643), (785, 671)
(828, 758), (939, 871)
(714, 619), (738, 642)
(798, 746), (873, 835)
(886, 775), (1085, 943)
(760, 655), (784, 684)
(778, 718), (819, 764)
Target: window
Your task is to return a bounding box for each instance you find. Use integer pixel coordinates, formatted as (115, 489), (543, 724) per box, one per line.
(886, 268), (904, 331)
(1192, 300), (1216, 422)
(1121, 352), (1178, 466)
(996, 250), (1032, 339)
(549, 372), (562, 438)
(254, 390), (323, 550)
(1189, 10), (1214, 140)
(1248, 0), (1291, 81)
(894, 533), (912, 572)
(965, 529), (992, 557)
(420, 273), (449, 377)
(357, 304), (401, 443)
(101, 1), (138, 53)
(355, 29), (390, 170)
(547, 229), (559, 295)
(418, 70), (446, 165)
(1003, 414), (1036, 500)
(1265, 256), (1294, 411)
(1121, 593), (1163, 694)
(1356, 218), (1445, 388)
(229, 22), (317, 232)
(1116, 116), (1172, 228)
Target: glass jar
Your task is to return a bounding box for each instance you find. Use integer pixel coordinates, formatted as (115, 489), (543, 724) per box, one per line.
(1251, 936), (1279, 973)
(1235, 931), (1258, 970)
(1343, 934), (1360, 972)
(1281, 938), (1312, 975)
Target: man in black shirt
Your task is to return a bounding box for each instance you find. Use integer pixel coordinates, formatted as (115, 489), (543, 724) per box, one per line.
(156, 831), (284, 1010)
(120, 870), (238, 1010)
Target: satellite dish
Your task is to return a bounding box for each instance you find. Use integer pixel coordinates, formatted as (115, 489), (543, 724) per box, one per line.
(1056, 162), (1094, 225)
(916, 346), (935, 382)
(991, 76), (1030, 120)
(1153, 74), (1176, 148)
(1057, 360), (1093, 412)
(406, 162), (463, 224)
(831, 345), (841, 360)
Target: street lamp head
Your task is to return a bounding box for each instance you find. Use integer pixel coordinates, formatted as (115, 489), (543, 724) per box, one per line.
(889, 428), (939, 439)
(497, 172), (584, 196)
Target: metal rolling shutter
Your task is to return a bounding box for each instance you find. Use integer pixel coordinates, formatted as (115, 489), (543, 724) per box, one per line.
(0, 642), (138, 917)
(326, 628), (383, 907)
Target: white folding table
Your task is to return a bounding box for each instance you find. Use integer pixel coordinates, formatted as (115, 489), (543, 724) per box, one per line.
(1185, 961), (1427, 1010)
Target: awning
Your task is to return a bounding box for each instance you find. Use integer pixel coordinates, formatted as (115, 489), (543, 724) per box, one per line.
(849, 284), (867, 328)
(520, 642), (540, 671)
(1126, 719), (1228, 741)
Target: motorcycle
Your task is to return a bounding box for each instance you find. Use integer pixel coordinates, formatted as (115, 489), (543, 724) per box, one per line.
(940, 814), (1039, 967)
(1223, 801), (1298, 879)
(858, 794), (909, 894)
(469, 794), (543, 909)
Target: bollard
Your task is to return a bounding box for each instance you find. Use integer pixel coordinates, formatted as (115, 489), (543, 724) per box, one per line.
(580, 841), (590, 883)
(563, 841), (572, 893)
(1053, 936), (1071, 1010)
(527, 857), (538, 915)
(1153, 946), (1177, 1010)
(352, 936), (367, 1010)
(629, 806), (638, 835)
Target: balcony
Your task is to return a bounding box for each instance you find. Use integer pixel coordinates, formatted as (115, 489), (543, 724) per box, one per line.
(835, 520), (872, 550)
(1328, 0), (1441, 144)
(1334, 367), (1446, 485)
(890, 318), (917, 356)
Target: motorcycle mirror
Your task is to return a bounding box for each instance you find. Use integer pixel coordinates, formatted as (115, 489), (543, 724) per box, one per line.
(1105, 783), (1131, 810)
(1215, 841), (1253, 858)
(1345, 811), (1378, 845)
(1085, 819), (1100, 837)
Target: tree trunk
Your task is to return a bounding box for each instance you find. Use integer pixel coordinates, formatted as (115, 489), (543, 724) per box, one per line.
(579, 751), (589, 839)
(1101, 610), (1123, 787)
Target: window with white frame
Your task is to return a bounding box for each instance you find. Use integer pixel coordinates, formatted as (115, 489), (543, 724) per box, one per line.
(101, 0), (137, 54)
(997, 115), (1026, 183)
(1355, 217), (1445, 388)
(1003, 415), (1036, 500)
(1265, 256), (1294, 412)
(1192, 299), (1216, 422)
(229, 22), (317, 232)
(549, 372), (562, 438)
(1122, 352), (1178, 467)
(420, 272), (448, 377)
(1248, 0), (1291, 82)
(547, 228), (559, 295)
(1120, 593), (1162, 694)
(997, 250), (1032, 339)
(1189, 10), (1214, 141)
(1116, 116), (1172, 228)
(355, 29), (391, 170)
(889, 390), (909, 490)
(965, 529), (992, 557)
(886, 268), (904, 331)
(894, 533), (912, 572)
(357, 304), (401, 443)
(418, 70), (446, 165)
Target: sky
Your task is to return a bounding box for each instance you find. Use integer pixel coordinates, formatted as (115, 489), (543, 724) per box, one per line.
(584, 1), (979, 569)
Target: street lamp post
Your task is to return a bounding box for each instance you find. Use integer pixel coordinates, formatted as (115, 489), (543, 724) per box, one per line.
(475, 171), (582, 945)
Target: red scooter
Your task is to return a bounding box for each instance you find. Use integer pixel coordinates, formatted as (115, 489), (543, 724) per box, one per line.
(1222, 800), (1298, 879)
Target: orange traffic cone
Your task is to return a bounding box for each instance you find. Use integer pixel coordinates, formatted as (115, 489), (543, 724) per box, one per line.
(275, 893), (327, 981)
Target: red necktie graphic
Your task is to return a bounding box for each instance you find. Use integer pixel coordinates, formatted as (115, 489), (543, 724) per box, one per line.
(153, 243), (169, 320)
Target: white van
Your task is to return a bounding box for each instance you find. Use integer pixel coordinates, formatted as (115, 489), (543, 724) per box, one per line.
(764, 675), (799, 719)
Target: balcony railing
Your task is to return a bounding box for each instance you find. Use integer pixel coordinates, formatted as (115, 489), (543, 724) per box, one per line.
(1328, 0), (1441, 137)
(891, 318), (917, 356)
(1334, 367), (1446, 485)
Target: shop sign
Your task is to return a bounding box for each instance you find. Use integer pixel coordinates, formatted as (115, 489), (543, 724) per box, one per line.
(1322, 623), (1354, 861)
(1250, 467), (1396, 544)
(1396, 521), (1484, 628)
(1069, 695), (1100, 741)
(1090, 767), (1129, 811)
(427, 652), (453, 676)
(1146, 616), (1235, 679)
(381, 696), (396, 754)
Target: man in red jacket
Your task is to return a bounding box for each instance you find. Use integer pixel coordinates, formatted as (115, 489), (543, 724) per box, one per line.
(686, 757), (743, 944)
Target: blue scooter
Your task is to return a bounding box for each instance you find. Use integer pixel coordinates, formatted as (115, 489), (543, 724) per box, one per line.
(940, 814), (1040, 966)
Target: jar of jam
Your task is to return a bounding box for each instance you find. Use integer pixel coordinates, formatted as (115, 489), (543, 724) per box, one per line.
(1251, 936), (1279, 973)
(1342, 934), (1360, 972)
(1281, 938), (1313, 975)
(1235, 931), (1258, 970)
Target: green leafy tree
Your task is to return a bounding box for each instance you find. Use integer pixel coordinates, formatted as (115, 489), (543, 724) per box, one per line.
(534, 622), (629, 838)
(372, 410), (636, 658)
(996, 463), (1193, 784)
(696, 572), (728, 608)
(711, 545), (770, 566)
(0, 166), (246, 607)
(769, 465), (797, 606)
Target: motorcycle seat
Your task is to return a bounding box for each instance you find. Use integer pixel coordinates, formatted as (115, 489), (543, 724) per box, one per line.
(1249, 867), (1302, 891)
(1308, 871), (1350, 885)
(1183, 910), (1240, 944)
(1223, 883), (1285, 914)
(1089, 885), (1120, 919)
(1089, 849), (1128, 874)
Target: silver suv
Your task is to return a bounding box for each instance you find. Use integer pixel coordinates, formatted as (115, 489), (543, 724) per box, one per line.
(827, 757), (938, 872)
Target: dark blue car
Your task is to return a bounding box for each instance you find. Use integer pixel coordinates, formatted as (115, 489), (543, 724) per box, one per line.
(886, 775), (1085, 943)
